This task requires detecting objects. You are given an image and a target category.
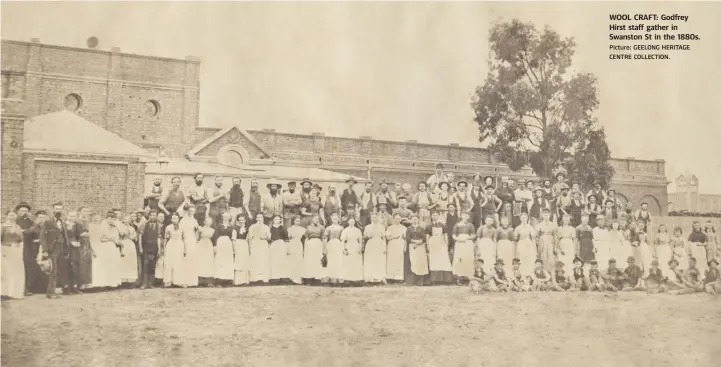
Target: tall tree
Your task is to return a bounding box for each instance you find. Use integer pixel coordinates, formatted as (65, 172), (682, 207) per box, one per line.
(471, 19), (614, 186)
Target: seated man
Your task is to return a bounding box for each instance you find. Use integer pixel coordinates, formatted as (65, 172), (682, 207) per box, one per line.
(622, 256), (646, 291)
(602, 259), (626, 292)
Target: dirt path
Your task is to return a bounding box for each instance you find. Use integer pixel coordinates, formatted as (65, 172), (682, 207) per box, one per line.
(2, 286), (720, 367)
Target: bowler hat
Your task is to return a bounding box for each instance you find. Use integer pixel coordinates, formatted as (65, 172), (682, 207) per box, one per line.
(300, 178), (313, 186)
(266, 179), (282, 189)
(345, 177), (358, 184)
(15, 202), (31, 211)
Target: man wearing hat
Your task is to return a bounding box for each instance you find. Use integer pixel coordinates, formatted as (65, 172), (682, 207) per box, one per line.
(340, 203), (361, 229)
(622, 256), (645, 291)
(38, 202), (72, 299)
(374, 179), (396, 214)
(16, 202), (37, 295)
(246, 179), (262, 223)
(321, 184), (342, 226)
(340, 177), (359, 216)
(282, 180), (303, 229)
(358, 182), (375, 228)
(555, 183), (571, 224)
(551, 172), (567, 197)
(602, 198), (618, 221)
(261, 179), (284, 226)
(393, 196), (413, 227)
(529, 186), (549, 225)
(427, 163), (451, 195)
(602, 258), (625, 291)
(512, 179), (532, 227)
(586, 180), (606, 205)
(704, 258), (720, 294)
(299, 178), (314, 204)
(145, 176), (164, 211)
(489, 259), (510, 292)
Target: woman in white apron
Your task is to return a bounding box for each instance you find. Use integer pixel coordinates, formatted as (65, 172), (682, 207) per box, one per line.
(341, 217), (364, 285)
(363, 212), (387, 284)
(617, 218), (633, 265)
(117, 215), (139, 285)
(2, 211), (25, 299)
(554, 214), (576, 275)
(196, 217), (216, 286)
(496, 217), (516, 274)
(178, 207), (199, 287)
(302, 215), (325, 284)
(268, 215), (289, 283)
(214, 213), (235, 286)
(248, 213), (271, 284)
(536, 209), (557, 273)
(514, 213), (536, 278)
(453, 211), (477, 284)
(405, 214), (430, 285)
(688, 221), (709, 275)
(233, 215), (251, 285)
(670, 226), (689, 271)
(286, 216), (306, 285)
(97, 212), (122, 288)
(323, 213), (345, 285)
(654, 224), (673, 278)
(427, 211), (453, 284)
(592, 215), (610, 271)
(385, 213), (407, 283)
(162, 213), (185, 287)
(474, 215), (496, 272)
(154, 212), (166, 286)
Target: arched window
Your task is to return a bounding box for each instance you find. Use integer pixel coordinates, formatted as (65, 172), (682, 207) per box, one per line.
(223, 149), (244, 167)
(64, 93), (82, 111)
(217, 144), (250, 168)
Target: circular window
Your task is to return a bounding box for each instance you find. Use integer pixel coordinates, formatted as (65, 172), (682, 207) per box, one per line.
(64, 93), (82, 111)
(222, 150), (245, 167)
(145, 100), (160, 117)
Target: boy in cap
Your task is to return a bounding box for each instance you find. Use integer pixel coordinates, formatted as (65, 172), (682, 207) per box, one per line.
(469, 258), (490, 293)
(685, 257), (703, 288)
(571, 257), (589, 291)
(623, 256), (646, 291)
(530, 259), (552, 291)
(587, 260), (606, 291)
(645, 260), (667, 293)
(551, 260), (573, 291)
(489, 259), (510, 292)
(703, 258), (720, 294)
(510, 258), (530, 291)
(666, 258), (698, 295)
(602, 259), (626, 292)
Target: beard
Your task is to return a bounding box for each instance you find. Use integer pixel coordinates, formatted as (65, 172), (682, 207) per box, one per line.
(195, 180), (203, 186)
(215, 183), (223, 188)
(153, 182), (161, 186)
(54, 212), (62, 219)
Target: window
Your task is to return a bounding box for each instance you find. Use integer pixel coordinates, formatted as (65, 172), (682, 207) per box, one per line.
(64, 93), (82, 111)
(145, 100), (160, 117)
(222, 150), (244, 167)
(1, 74), (9, 99)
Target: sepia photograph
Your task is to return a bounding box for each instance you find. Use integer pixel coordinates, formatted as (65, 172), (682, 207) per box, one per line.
(1, 1), (720, 366)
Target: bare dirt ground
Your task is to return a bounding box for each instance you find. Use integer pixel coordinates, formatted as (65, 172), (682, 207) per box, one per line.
(2, 286), (720, 367)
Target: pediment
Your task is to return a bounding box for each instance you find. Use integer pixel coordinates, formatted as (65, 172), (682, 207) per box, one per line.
(186, 126), (275, 162)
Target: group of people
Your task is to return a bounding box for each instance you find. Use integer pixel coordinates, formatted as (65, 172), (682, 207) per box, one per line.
(2, 166), (720, 300)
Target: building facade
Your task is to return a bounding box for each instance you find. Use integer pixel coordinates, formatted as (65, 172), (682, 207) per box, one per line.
(1, 39), (670, 215)
(667, 172), (721, 213)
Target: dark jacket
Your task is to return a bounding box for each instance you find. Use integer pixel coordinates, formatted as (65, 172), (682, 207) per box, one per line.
(39, 217), (71, 256)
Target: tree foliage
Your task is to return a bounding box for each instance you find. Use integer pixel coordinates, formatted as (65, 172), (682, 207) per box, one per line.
(471, 19), (614, 187)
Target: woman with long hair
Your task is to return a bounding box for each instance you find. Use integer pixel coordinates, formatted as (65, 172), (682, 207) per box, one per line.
(233, 214), (251, 286)
(2, 211), (25, 299)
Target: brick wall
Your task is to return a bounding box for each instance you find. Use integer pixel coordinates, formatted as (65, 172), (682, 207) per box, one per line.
(1, 117), (25, 214)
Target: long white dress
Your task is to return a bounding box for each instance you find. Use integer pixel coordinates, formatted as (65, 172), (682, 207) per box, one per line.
(269, 226), (288, 280)
(341, 226), (364, 282)
(453, 223), (477, 278)
(689, 240), (708, 276)
(214, 225), (234, 281)
(671, 236), (689, 271)
(363, 224), (387, 282)
(177, 217), (199, 287)
(196, 227), (215, 279)
(654, 233), (673, 278)
(496, 228), (516, 274)
(163, 225), (185, 285)
(117, 223), (138, 283)
(287, 225), (306, 284)
(618, 229), (634, 266)
(1, 223), (25, 299)
(428, 225), (453, 273)
(556, 226), (576, 275)
(475, 227), (496, 273)
(233, 225), (251, 285)
(637, 234), (654, 276)
(248, 223), (271, 283)
(95, 221), (122, 288)
(514, 224), (536, 277)
(303, 225), (325, 280)
(324, 224), (345, 282)
(385, 224), (406, 281)
(593, 228), (610, 271)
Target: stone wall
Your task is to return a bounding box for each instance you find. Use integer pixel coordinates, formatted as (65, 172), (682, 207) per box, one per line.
(0, 117), (25, 214)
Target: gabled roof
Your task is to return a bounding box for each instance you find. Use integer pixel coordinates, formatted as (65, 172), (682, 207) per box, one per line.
(675, 170), (698, 181)
(24, 110), (148, 157)
(186, 126), (275, 160)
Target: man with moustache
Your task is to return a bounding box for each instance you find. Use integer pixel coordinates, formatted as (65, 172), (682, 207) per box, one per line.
(39, 202), (72, 299)
(299, 178), (313, 204)
(145, 176), (164, 211)
(322, 184), (343, 226)
(189, 173), (209, 226)
(340, 177), (359, 216)
(158, 176), (187, 226)
(427, 163), (451, 195)
(374, 179), (396, 214)
(261, 179), (284, 226)
(246, 179), (262, 223)
(358, 181), (375, 227)
(227, 177), (245, 222)
(282, 181), (303, 228)
(16, 202), (39, 296)
(208, 175), (229, 225)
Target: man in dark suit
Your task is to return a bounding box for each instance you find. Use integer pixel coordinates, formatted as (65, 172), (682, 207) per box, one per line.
(39, 202), (71, 299)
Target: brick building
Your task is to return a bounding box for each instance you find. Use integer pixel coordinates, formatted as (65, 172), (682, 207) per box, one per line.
(667, 172), (721, 213)
(1, 39), (670, 215)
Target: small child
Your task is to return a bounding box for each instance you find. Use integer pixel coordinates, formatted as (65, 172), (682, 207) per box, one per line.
(645, 260), (667, 293)
(469, 258), (490, 293)
(666, 258), (700, 295)
(489, 259), (510, 292)
(551, 261), (572, 291)
(510, 258), (530, 292)
(602, 259), (626, 292)
(571, 257), (588, 291)
(587, 260), (606, 291)
(623, 256), (645, 291)
(685, 257), (704, 289)
(531, 259), (552, 291)
(703, 258), (720, 294)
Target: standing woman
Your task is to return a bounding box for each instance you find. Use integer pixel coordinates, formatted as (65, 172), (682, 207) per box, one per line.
(213, 213), (235, 287)
(453, 211), (477, 285)
(704, 221), (718, 262)
(118, 215), (139, 286)
(495, 217), (516, 274)
(607, 221), (624, 269)
(76, 209), (93, 290)
(2, 211), (25, 299)
(95, 212), (120, 289)
(178, 207), (199, 288)
(515, 213), (537, 277)
(385, 213), (407, 283)
(341, 217), (364, 285)
(427, 211), (453, 284)
(268, 215), (289, 283)
(286, 216), (306, 285)
(323, 213), (345, 285)
(300, 188), (324, 228)
(248, 213), (271, 284)
(162, 213), (185, 287)
(411, 182), (435, 227)
(670, 226), (689, 271)
(576, 214), (595, 265)
(405, 214), (430, 286)
(475, 216), (497, 272)
(688, 221), (709, 275)
(569, 192), (584, 227)
(555, 214), (576, 274)
(536, 209), (558, 273)
(154, 212), (166, 286)
(196, 217), (216, 287)
(637, 228), (655, 276)
(233, 215), (251, 286)
(363, 212), (387, 284)
(302, 215), (325, 284)
(617, 218), (633, 265)
(654, 224), (673, 278)
(592, 215), (610, 272)
(87, 213), (105, 288)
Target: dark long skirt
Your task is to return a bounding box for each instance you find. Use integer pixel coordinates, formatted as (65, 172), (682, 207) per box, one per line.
(579, 236), (595, 263)
(430, 271), (454, 284)
(78, 239), (93, 285)
(57, 248), (79, 287)
(403, 251), (430, 286)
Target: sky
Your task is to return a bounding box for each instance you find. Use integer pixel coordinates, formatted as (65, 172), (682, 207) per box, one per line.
(2, 2), (720, 194)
